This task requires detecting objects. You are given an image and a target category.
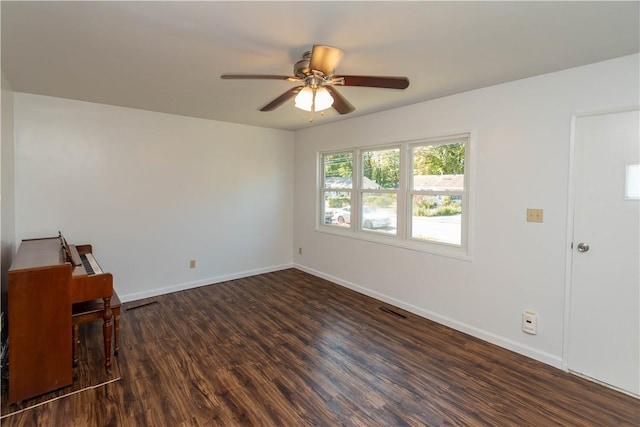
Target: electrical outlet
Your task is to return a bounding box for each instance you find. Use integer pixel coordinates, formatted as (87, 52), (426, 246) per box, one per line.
(189, 259), (196, 269)
(298, 247), (302, 255)
(526, 208), (544, 223)
(522, 310), (537, 334)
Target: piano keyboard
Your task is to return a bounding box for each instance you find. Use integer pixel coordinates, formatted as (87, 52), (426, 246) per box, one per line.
(80, 253), (103, 275)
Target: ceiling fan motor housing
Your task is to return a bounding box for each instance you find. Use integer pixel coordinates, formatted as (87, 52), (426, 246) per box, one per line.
(294, 51), (312, 78)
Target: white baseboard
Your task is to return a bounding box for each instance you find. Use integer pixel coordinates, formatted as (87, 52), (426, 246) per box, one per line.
(294, 263), (563, 369)
(119, 263), (294, 303)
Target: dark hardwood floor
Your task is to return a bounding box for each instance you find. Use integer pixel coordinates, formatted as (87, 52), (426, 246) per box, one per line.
(2, 268), (638, 426)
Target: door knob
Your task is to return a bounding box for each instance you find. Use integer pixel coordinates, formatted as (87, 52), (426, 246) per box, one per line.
(577, 242), (590, 252)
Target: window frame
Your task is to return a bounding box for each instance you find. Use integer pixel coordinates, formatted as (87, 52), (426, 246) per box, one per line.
(407, 135), (469, 250)
(318, 133), (472, 260)
(319, 150), (355, 229)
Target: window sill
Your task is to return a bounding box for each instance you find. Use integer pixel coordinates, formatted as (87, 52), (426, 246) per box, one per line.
(316, 224), (473, 261)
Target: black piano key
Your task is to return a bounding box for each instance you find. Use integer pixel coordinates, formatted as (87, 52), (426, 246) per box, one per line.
(80, 254), (95, 275)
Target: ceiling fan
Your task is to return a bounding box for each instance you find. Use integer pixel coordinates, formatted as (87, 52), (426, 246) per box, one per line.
(221, 45), (410, 119)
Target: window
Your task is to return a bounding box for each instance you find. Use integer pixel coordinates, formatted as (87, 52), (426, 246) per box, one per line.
(361, 147), (399, 234)
(410, 137), (467, 246)
(321, 152), (353, 227)
(320, 134), (470, 256)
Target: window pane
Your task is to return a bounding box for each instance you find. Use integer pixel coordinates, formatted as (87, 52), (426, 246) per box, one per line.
(324, 152), (353, 189)
(363, 148), (400, 189)
(411, 195), (462, 245)
(413, 142), (464, 190)
(362, 192), (397, 234)
(323, 191), (351, 226)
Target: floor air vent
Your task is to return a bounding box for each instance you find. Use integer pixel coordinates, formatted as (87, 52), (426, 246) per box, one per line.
(379, 306), (407, 319)
(124, 300), (158, 311)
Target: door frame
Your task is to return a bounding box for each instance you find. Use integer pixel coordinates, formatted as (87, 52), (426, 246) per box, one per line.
(562, 106), (640, 383)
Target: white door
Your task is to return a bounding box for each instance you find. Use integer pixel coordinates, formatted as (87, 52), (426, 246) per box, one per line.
(567, 109), (639, 396)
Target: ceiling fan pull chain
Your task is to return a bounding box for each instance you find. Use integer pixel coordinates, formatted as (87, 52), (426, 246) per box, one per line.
(309, 88), (317, 122)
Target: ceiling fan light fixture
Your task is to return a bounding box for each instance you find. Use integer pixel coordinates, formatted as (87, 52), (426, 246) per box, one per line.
(294, 86), (333, 112)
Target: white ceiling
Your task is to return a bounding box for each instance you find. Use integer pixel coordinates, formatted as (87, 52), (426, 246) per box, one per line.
(2, 1), (638, 131)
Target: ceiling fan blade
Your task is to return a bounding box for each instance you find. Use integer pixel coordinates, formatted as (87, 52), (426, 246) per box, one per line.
(309, 45), (343, 76)
(325, 86), (355, 115)
(260, 86), (304, 111)
(336, 75), (410, 89)
(221, 74), (300, 82)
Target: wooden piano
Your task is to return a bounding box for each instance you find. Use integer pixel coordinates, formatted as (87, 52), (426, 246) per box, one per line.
(7, 232), (114, 403)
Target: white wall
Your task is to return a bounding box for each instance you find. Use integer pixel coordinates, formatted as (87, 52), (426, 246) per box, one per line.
(1, 72), (16, 313)
(293, 54), (640, 367)
(14, 94), (295, 301)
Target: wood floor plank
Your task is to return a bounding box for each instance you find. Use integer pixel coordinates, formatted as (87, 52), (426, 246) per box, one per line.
(1, 268), (638, 426)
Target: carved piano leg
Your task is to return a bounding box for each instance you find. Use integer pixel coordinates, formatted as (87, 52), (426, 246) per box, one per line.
(114, 312), (120, 355)
(102, 297), (113, 374)
(73, 324), (80, 367)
